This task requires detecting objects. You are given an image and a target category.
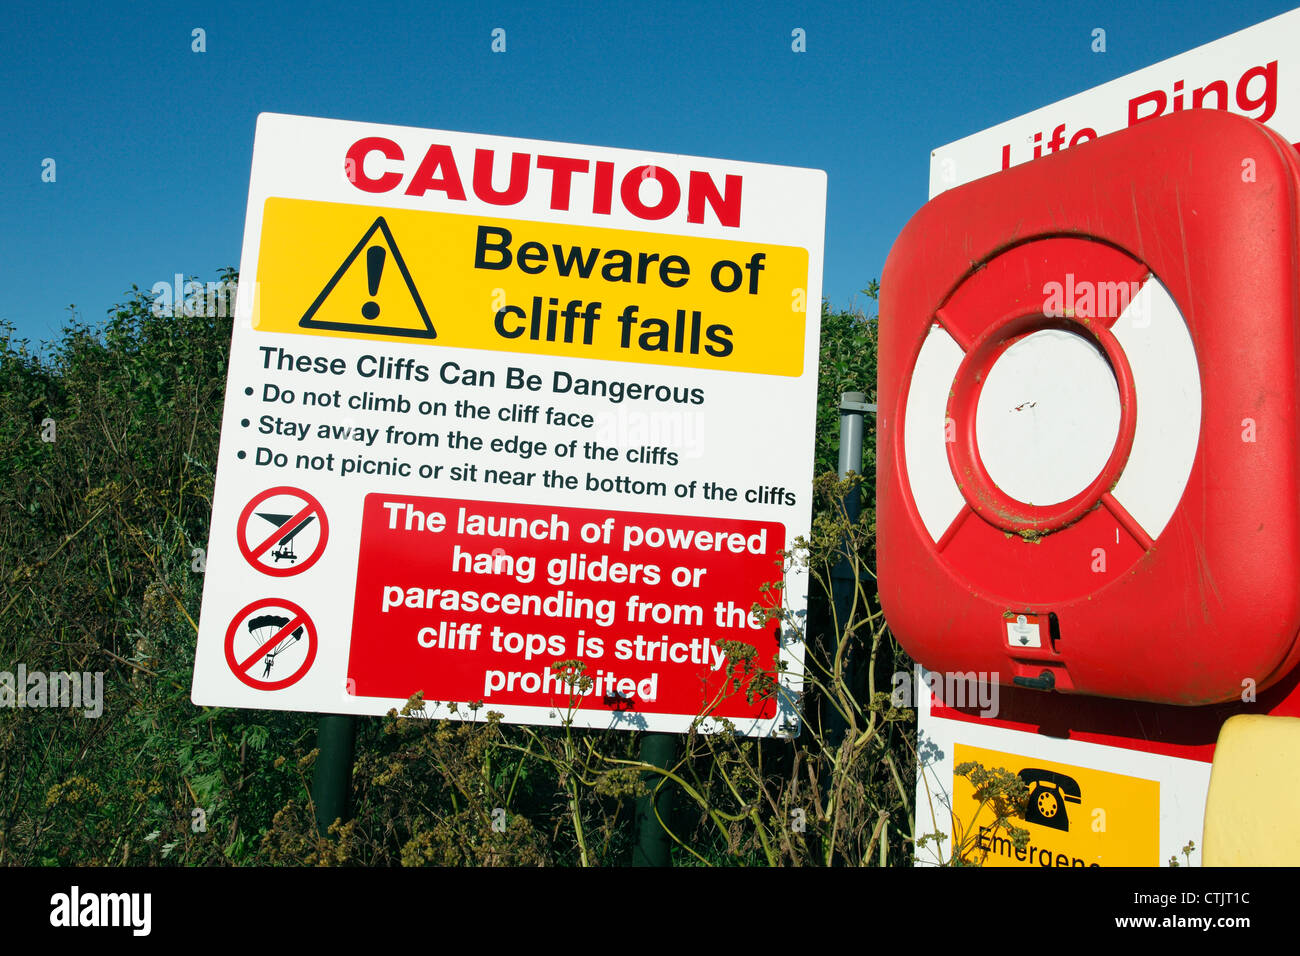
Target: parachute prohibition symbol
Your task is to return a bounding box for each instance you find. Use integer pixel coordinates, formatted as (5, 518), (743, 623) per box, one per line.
(223, 598), (318, 691)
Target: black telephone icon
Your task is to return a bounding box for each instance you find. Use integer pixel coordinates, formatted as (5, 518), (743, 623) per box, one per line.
(1018, 769), (1082, 832)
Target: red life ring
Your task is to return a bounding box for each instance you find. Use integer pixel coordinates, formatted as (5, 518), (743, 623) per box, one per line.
(879, 110), (1300, 705)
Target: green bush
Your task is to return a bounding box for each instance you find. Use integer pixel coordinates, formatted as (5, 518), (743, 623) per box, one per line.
(0, 277), (927, 866)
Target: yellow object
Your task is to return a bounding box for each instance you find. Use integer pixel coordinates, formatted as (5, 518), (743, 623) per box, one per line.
(255, 198), (810, 376)
(1203, 714), (1300, 866)
(952, 743), (1160, 867)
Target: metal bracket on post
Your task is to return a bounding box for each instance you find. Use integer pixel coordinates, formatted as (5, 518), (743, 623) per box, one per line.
(839, 399), (878, 414)
(835, 392), (877, 526)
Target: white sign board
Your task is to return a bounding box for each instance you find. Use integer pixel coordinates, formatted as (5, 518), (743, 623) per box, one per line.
(192, 114), (825, 736)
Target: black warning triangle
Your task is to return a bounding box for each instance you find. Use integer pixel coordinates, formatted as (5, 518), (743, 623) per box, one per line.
(299, 217), (436, 340)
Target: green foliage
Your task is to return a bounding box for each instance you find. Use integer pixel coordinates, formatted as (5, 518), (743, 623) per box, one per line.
(947, 762), (1030, 866)
(0, 275), (310, 864)
(815, 289), (877, 463)
(1168, 840), (1197, 867)
(0, 272), (946, 866)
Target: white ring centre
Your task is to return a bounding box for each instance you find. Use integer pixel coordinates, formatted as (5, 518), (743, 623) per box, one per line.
(974, 328), (1121, 506)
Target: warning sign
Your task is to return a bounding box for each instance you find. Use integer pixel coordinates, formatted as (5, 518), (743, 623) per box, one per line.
(236, 486), (329, 576)
(223, 598), (318, 691)
(348, 494), (784, 720)
(951, 743), (1160, 867)
(297, 216), (436, 340)
(192, 114), (825, 735)
(256, 199), (810, 376)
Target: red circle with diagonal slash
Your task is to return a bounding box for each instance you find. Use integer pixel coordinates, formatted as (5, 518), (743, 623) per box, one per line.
(237, 486), (329, 576)
(224, 598), (318, 690)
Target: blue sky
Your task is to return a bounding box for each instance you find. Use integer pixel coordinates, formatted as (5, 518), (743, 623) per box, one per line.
(4, 0), (1296, 348)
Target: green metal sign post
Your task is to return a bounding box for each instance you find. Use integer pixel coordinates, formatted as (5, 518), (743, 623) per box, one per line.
(632, 731), (677, 866)
(311, 713), (357, 836)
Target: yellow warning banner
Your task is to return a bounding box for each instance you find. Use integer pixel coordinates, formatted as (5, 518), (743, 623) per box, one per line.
(254, 198), (810, 376)
(951, 743), (1160, 867)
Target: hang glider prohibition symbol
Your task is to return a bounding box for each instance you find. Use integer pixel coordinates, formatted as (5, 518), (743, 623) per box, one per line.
(255, 511), (316, 564)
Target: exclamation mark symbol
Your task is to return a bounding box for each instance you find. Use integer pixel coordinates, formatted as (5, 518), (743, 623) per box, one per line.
(361, 245), (385, 320)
